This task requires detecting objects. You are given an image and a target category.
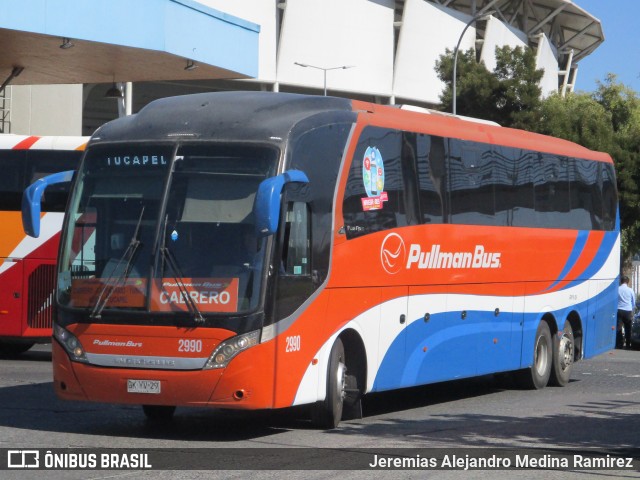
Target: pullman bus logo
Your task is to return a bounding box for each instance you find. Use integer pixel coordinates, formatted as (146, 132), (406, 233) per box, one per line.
(380, 233), (406, 274)
(381, 233), (502, 273)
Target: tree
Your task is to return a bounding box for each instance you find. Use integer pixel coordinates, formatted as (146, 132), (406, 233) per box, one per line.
(435, 48), (499, 121)
(492, 46), (544, 129)
(435, 45), (543, 128)
(536, 92), (613, 151)
(436, 43), (640, 263)
(594, 75), (640, 262)
(535, 76), (640, 262)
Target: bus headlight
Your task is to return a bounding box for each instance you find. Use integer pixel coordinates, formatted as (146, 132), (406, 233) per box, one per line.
(54, 325), (88, 363)
(204, 330), (260, 369)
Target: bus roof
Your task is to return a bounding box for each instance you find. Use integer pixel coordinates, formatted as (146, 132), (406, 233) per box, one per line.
(92, 92), (357, 145)
(90, 92), (612, 165)
(353, 100), (613, 164)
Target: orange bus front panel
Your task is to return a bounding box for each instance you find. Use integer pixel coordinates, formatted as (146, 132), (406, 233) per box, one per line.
(55, 324), (279, 410)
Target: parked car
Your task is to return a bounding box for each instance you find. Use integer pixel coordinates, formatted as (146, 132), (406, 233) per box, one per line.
(631, 312), (640, 348)
(619, 311), (640, 349)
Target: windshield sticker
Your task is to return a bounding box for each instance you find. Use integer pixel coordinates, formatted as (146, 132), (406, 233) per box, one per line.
(69, 277), (240, 313)
(70, 278), (146, 308)
(151, 278), (239, 313)
(361, 146), (388, 211)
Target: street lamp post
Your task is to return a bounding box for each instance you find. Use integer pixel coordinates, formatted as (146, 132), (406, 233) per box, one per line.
(294, 62), (354, 96)
(452, 11), (494, 115)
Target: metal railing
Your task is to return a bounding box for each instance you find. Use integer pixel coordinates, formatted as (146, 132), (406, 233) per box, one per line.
(0, 86), (10, 133)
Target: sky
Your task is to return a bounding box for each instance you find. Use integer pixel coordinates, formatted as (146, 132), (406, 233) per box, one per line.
(571, 0), (640, 93)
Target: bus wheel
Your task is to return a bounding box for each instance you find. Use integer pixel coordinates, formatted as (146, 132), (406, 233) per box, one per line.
(549, 322), (574, 387)
(142, 405), (176, 421)
(311, 338), (346, 429)
(518, 321), (552, 389)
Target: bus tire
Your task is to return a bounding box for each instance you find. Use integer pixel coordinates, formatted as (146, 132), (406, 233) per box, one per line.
(311, 338), (346, 429)
(518, 321), (552, 389)
(142, 405), (176, 421)
(549, 322), (574, 387)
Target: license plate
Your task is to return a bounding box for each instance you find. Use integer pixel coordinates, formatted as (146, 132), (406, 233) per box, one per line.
(127, 379), (161, 394)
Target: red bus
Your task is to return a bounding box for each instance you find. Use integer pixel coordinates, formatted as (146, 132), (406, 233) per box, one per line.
(23, 93), (619, 427)
(0, 135), (86, 355)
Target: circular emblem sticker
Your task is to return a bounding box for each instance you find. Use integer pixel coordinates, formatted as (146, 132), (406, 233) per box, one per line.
(362, 146), (385, 198)
(380, 233), (406, 275)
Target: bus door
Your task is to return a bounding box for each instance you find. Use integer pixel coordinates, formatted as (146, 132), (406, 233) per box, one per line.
(272, 196), (315, 401)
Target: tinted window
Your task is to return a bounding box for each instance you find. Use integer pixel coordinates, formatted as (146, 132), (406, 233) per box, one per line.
(449, 139), (495, 225)
(534, 155), (570, 227)
(343, 127), (407, 239)
(274, 200), (315, 320)
(509, 149), (536, 227)
(601, 163), (617, 230)
(341, 130), (617, 236)
(0, 150), (24, 210)
(274, 123), (351, 321)
(416, 134), (445, 224)
(491, 147), (515, 226)
(0, 149), (82, 211)
(570, 158), (600, 230)
(288, 123), (351, 285)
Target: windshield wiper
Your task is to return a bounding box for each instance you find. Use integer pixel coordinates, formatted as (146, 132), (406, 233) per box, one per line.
(161, 246), (205, 325)
(158, 214), (205, 325)
(90, 207), (145, 320)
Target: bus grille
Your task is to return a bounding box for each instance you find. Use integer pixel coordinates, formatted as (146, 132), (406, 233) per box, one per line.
(27, 264), (56, 330)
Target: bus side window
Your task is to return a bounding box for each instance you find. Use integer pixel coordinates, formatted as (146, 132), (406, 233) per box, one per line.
(416, 134), (445, 224)
(27, 150), (82, 212)
(448, 139), (495, 225)
(533, 154), (570, 228)
(281, 202), (310, 276)
(601, 162), (617, 231)
(0, 150), (25, 211)
(274, 201), (314, 320)
(570, 158), (600, 230)
(343, 127), (406, 239)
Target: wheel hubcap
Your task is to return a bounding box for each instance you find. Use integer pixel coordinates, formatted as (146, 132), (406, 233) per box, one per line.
(558, 334), (573, 371)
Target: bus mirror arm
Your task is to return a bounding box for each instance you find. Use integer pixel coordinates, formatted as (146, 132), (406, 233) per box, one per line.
(22, 170), (75, 238)
(254, 169), (309, 238)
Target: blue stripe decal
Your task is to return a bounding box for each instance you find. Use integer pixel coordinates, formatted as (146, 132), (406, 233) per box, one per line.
(372, 279), (618, 392)
(576, 231), (618, 280)
(559, 231), (619, 292)
(545, 231), (589, 291)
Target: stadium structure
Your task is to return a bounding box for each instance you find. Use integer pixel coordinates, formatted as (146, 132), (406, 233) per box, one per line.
(0, 0), (604, 136)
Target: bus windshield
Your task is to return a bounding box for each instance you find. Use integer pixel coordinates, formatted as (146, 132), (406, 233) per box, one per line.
(58, 143), (277, 319)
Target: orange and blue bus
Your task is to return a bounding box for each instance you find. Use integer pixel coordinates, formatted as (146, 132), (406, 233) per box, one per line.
(0, 135), (86, 355)
(23, 92), (619, 427)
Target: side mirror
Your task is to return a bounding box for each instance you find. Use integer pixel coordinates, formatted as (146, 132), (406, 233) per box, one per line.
(254, 170), (309, 237)
(22, 170), (75, 237)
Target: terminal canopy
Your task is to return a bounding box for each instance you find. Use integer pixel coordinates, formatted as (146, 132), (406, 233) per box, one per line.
(0, 0), (259, 86)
